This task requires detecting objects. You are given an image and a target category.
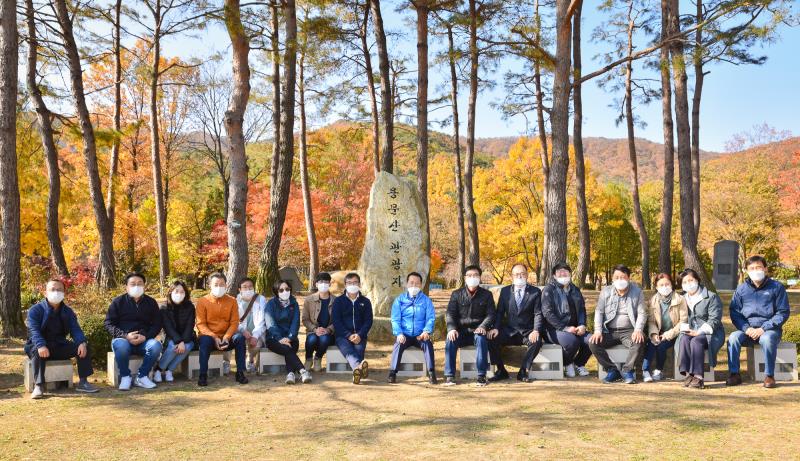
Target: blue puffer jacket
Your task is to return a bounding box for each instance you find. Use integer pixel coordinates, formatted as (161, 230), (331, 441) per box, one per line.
(391, 292), (435, 337)
(264, 296), (300, 341)
(730, 278), (790, 332)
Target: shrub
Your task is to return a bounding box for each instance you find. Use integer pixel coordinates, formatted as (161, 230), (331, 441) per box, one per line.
(80, 313), (111, 369)
(782, 315), (800, 354)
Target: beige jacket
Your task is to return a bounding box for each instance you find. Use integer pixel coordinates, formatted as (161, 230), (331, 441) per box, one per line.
(647, 293), (688, 341)
(302, 292), (337, 335)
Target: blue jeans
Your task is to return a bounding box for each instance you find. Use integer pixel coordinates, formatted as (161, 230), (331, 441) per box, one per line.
(389, 336), (435, 373)
(444, 330), (488, 378)
(198, 334), (246, 376)
(335, 337), (367, 369)
(111, 337), (162, 378)
(727, 328), (782, 376)
(642, 337), (677, 372)
(158, 340), (194, 371)
(305, 333), (334, 360)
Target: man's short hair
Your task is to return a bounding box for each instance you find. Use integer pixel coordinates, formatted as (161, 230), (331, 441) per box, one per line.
(124, 272), (146, 284)
(239, 277), (255, 288)
(46, 279), (66, 290)
(510, 263), (527, 273)
(315, 272), (332, 283)
(407, 272), (423, 283)
(612, 264), (631, 277)
(551, 262), (572, 275)
(208, 272), (227, 284)
(745, 255), (767, 268)
(464, 265), (482, 276)
(345, 272), (360, 283)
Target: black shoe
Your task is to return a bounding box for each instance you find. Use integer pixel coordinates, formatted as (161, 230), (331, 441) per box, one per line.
(488, 369), (509, 382)
(235, 370), (249, 384)
(516, 369), (527, 381)
(198, 374), (208, 387)
(428, 371), (438, 385)
(476, 375), (488, 387)
(387, 372), (397, 384)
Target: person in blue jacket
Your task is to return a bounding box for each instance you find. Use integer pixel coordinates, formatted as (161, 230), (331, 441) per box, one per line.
(25, 279), (98, 399)
(332, 272), (373, 384)
(264, 279), (312, 385)
(387, 272), (437, 384)
(726, 255), (791, 389)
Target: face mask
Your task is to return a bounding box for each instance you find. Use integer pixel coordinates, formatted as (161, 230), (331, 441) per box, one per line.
(555, 276), (571, 286)
(657, 286), (673, 297)
(46, 290), (65, 305)
(748, 270), (766, 283)
(346, 285), (360, 295)
(682, 281), (699, 294)
(316, 283), (330, 293)
(613, 279), (629, 291)
(278, 291), (291, 301)
(170, 292), (185, 304)
(240, 289), (255, 301)
(512, 277), (527, 288)
(465, 276), (481, 289)
(408, 286), (421, 297)
(127, 286), (144, 299)
(211, 286), (227, 298)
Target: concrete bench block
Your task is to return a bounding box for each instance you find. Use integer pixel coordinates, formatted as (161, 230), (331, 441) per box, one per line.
(747, 342), (798, 381)
(598, 345), (633, 381)
(396, 348), (427, 377)
(673, 347), (715, 382)
(23, 358), (74, 392)
(459, 346), (479, 379)
(326, 346), (353, 374)
(529, 344), (564, 380)
(107, 352), (144, 386)
(258, 350), (287, 374)
(182, 351), (225, 379)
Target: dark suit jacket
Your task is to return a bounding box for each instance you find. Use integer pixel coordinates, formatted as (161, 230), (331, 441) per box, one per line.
(496, 284), (542, 336)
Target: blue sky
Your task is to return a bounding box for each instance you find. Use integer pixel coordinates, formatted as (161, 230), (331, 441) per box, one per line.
(158, 1), (799, 153)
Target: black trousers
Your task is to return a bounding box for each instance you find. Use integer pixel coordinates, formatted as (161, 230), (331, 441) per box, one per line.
(488, 330), (542, 372)
(265, 337), (304, 373)
(24, 341), (93, 386)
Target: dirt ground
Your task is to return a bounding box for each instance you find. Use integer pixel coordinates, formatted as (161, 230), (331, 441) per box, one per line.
(1, 290), (799, 461)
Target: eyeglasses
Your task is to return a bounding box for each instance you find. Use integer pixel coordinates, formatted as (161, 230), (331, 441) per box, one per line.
(278, 288), (291, 293)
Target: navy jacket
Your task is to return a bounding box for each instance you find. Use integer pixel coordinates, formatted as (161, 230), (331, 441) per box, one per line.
(541, 280), (587, 331)
(332, 293), (373, 340)
(26, 299), (86, 349)
(264, 296), (301, 341)
(104, 293), (162, 339)
(730, 277), (790, 332)
(496, 284), (542, 335)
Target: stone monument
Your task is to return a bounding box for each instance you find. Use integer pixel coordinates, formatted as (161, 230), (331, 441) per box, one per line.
(712, 240), (739, 290)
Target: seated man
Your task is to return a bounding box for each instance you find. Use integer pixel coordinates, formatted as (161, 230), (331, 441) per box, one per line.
(726, 255), (790, 389)
(230, 277), (267, 374)
(105, 272), (163, 390)
(541, 262), (592, 378)
(301, 272), (337, 372)
(25, 279), (98, 399)
(487, 263), (542, 382)
(444, 265), (496, 387)
(195, 272), (249, 386)
(332, 272), (373, 384)
(388, 272), (437, 384)
(588, 264), (647, 384)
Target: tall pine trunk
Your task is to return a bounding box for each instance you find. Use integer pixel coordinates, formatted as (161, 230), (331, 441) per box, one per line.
(464, 0), (480, 266)
(370, 0), (393, 173)
(572, 1), (590, 287)
(298, 32), (319, 288)
(360, 3), (380, 176)
(447, 24), (466, 280)
(270, 0), (281, 186)
(106, 0), (122, 240)
(415, 0), (430, 284)
(534, 0), (550, 283)
(690, 0), (704, 238)
(658, 0), (675, 275)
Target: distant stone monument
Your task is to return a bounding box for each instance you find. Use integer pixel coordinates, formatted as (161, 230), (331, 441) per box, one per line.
(278, 266), (304, 293)
(713, 240), (740, 290)
(358, 172), (430, 318)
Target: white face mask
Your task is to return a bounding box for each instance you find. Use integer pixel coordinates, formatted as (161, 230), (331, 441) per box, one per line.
(127, 286), (145, 299)
(465, 276), (481, 289)
(407, 286), (421, 297)
(682, 281), (699, 294)
(278, 291), (291, 301)
(346, 284), (360, 295)
(613, 279), (629, 291)
(512, 277), (527, 288)
(657, 286), (673, 297)
(240, 289), (255, 301)
(170, 292), (185, 304)
(46, 290), (65, 305)
(316, 282), (330, 293)
(555, 276), (571, 286)
(748, 270), (766, 283)
(211, 286), (227, 298)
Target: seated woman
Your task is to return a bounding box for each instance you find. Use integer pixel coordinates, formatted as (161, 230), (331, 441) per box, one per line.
(264, 280), (312, 385)
(153, 280), (196, 383)
(679, 268), (724, 389)
(301, 272), (337, 372)
(643, 273), (687, 383)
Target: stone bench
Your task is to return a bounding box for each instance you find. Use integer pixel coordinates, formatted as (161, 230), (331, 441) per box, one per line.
(459, 346), (480, 379)
(597, 345), (634, 381)
(528, 344), (564, 380)
(258, 350), (287, 374)
(747, 342), (798, 382)
(107, 352), (144, 387)
(326, 346), (352, 374)
(396, 348), (427, 377)
(673, 347), (715, 382)
(182, 351), (225, 379)
(23, 358), (74, 392)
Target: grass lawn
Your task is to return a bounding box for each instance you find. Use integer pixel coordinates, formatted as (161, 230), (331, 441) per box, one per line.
(1, 290), (798, 460)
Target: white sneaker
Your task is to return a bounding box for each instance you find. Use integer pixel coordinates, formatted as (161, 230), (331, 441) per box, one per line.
(31, 385), (44, 399)
(164, 370), (174, 382)
(576, 366), (590, 377)
(301, 369), (312, 383)
(153, 370), (162, 383)
(285, 372), (296, 385)
(643, 370), (653, 383)
(313, 358), (322, 372)
(134, 375), (157, 389)
(652, 369), (663, 381)
(565, 364), (577, 378)
(246, 362), (256, 373)
(222, 361), (231, 376)
(118, 376), (132, 391)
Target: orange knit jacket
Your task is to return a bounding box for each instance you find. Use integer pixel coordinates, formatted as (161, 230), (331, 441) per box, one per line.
(195, 294), (239, 339)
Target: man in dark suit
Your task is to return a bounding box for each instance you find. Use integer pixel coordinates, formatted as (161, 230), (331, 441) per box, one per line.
(487, 263), (543, 382)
